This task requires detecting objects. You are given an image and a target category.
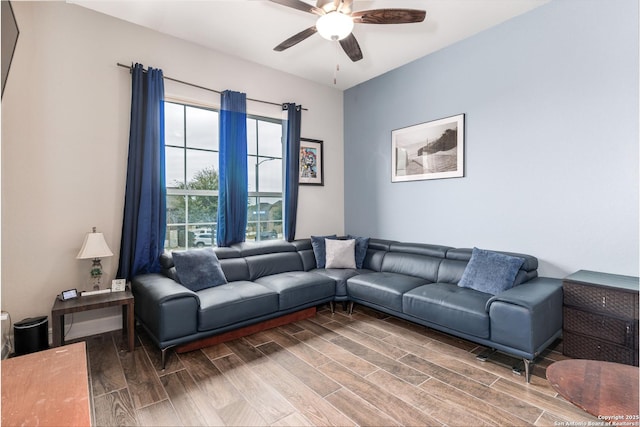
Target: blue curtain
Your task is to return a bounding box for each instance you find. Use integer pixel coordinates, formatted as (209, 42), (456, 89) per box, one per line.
(216, 90), (248, 247)
(117, 63), (166, 281)
(283, 103), (301, 242)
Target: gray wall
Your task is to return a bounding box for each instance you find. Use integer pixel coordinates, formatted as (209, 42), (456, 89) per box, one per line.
(344, 0), (638, 278)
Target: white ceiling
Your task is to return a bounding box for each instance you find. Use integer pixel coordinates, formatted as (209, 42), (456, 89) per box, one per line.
(72, 0), (550, 90)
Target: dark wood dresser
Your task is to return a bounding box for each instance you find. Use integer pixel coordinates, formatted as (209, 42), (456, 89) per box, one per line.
(562, 270), (639, 366)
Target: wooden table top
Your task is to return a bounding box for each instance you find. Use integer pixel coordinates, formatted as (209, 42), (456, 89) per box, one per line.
(547, 359), (639, 421)
(52, 289), (133, 315)
(1, 342), (92, 426)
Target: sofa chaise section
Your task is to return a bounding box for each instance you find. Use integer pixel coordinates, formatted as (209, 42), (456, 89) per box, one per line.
(344, 243), (562, 381)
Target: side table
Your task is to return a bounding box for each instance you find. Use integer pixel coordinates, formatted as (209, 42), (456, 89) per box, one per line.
(547, 359), (639, 420)
(562, 270), (639, 366)
(51, 289), (135, 352)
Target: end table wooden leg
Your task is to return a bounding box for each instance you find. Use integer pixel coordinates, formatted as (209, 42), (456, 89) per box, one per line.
(52, 313), (63, 347)
(126, 302), (135, 352)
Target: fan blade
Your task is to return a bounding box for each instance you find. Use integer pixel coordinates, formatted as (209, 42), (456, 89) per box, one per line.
(339, 33), (363, 62)
(274, 26), (318, 51)
(351, 9), (426, 24)
(269, 0), (324, 16)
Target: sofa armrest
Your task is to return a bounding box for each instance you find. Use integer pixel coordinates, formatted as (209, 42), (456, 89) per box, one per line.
(486, 277), (563, 357)
(132, 273), (200, 345)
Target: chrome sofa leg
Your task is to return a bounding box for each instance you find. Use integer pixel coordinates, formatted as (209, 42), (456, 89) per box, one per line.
(478, 348), (534, 383)
(329, 301), (335, 313)
(512, 358), (533, 383)
(347, 301), (354, 315)
(523, 358), (532, 383)
(513, 357), (534, 383)
(161, 347), (169, 370)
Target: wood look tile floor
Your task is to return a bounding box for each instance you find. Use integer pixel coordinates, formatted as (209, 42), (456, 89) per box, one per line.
(86, 305), (600, 426)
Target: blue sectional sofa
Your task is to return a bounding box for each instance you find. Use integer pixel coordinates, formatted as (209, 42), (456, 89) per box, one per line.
(132, 238), (563, 382)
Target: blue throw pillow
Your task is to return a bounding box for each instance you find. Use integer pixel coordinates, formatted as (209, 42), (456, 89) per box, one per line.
(311, 235), (337, 268)
(458, 247), (525, 295)
(347, 235), (370, 269)
(172, 248), (228, 292)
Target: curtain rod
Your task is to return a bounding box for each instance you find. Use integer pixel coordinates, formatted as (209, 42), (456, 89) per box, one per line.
(117, 62), (307, 111)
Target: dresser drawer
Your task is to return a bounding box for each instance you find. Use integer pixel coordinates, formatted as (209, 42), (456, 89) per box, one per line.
(563, 307), (635, 346)
(563, 332), (637, 366)
(563, 281), (638, 319)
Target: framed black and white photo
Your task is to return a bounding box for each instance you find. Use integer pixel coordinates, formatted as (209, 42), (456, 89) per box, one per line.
(299, 138), (323, 186)
(391, 114), (465, 182)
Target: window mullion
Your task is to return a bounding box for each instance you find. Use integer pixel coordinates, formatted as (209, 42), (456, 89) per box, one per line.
(182, 105), (188, 245)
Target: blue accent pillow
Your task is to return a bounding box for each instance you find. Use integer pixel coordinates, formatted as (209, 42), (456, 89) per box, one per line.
(172, 248), (228, 292)
(311, 235), (337, 268)
(458, 247), (525, 295)
(347, 235), (370, 269)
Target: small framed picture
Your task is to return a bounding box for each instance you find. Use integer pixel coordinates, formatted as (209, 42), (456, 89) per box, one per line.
(111, 279), (126, 292)
(392, 114), (465, 182)
(299, 138), (324, 186)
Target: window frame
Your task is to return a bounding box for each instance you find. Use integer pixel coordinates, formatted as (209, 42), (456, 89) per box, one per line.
(164, 100), (283, 250)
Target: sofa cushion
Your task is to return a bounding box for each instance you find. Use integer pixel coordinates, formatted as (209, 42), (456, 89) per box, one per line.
(232, 240), (296, 257)
(218, 257), (250, 282)
(325, 239), (356, 269)
(381, 252), (442, 282)
(347, 272), (429, 312)
(436, 258), (468, 285)
(458, 247), (525, 295)
(347, 235), (370, 269)
(197, 281), (278, 331)
(311, 235), (338, 268)
(172, 248), (228, 292)
(447, 248), (537, 272)
(313, 268), (363, 299)
(389, 242), (452, 258)
(246, 252), (303, 281)
(256, 271), (336, 310)
(403, 283), (492, 338)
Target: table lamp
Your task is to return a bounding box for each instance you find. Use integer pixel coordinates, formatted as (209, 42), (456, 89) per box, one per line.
(76, 227), (113, 290)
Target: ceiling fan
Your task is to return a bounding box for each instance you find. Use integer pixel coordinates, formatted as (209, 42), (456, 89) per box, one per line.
(270, 0), (426, 62)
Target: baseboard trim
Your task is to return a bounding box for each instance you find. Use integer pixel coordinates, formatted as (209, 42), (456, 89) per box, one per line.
(175, 307), (317, 353)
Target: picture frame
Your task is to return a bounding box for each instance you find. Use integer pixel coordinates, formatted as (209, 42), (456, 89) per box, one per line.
(299, 138), (324, 186)
(391, 114), (465, 182)
(1, 1), (20, 99)
(111, 279), (126, 292)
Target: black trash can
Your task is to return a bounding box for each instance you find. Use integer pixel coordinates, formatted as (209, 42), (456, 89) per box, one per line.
(14, 316), (49, 355)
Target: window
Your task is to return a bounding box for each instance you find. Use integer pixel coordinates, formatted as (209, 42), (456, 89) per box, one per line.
(247, 117), (283, 243)
(164, 101), (283, 250)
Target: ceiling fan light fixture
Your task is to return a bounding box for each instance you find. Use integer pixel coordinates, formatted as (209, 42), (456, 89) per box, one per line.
(316, 11), (354, 41)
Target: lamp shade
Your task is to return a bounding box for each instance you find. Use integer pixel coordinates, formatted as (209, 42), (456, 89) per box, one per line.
(76, 228), (113, 259)
(316, 11), (354, 41)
